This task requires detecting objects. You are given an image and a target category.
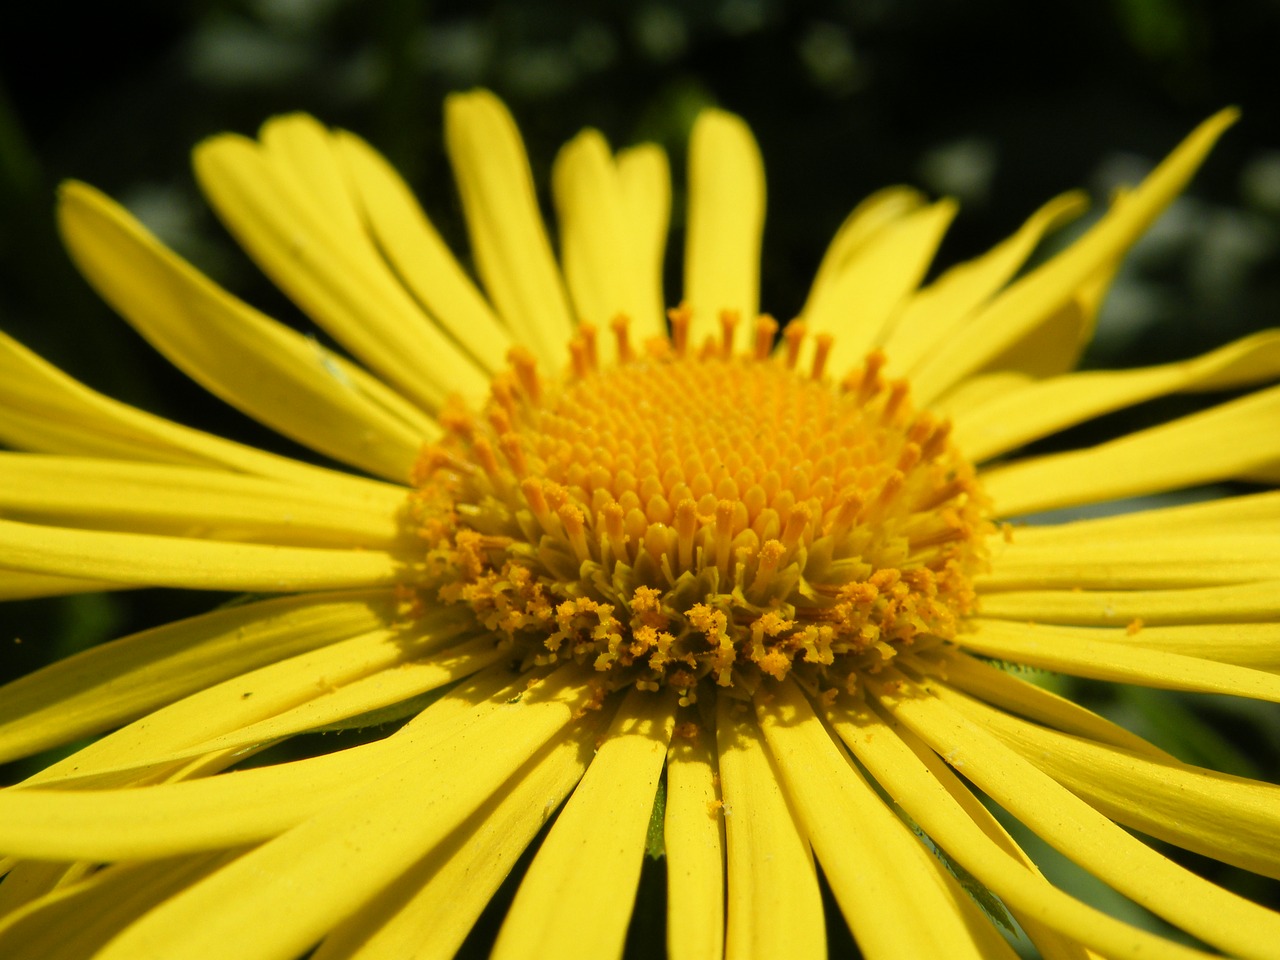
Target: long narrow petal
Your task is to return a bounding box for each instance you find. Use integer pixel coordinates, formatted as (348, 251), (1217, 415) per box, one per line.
(0, 571), (125, 600)
(0, 331), (402, 503)
(956, 330), (1280, 462)
(981, 532), (1280, 589)
(445, 89), (575, 367)
(1010, 489), (1280, 542)
(830, 700), (1216, 960)
(493, 688), (676, 960)
(92, 665), (593, 960)
(0, 589), (398, 763)
(57, 182), (436, 481)
(312, 712), (607, 960)
(936, 650), (1173, 758)
(684, 109), (765, 352)
(982, 384), (1280, 516)
(803, 200), (957, 373)
(953, 618), (1280, 701)
(664, 721), (725, 960)
(869, 671), (1280, 959)
(716, 695), (825, 960)
(910, 109), (1239, 404)
(935, 683), (1280, 879)
(0, 519), (402, 591)
(979, 579), (1280, 625)
(616, 144), (671, 342)
(758, 680), (1000, 960)
(553, 129), (665, 358)
(195, 125), (490, 409)
(332, 129), (512, 372)
(804, 187), (926, 307)
(0, 454), (405, 548)
(885, 192), (1088, 375)
(0, 852), (239, 960)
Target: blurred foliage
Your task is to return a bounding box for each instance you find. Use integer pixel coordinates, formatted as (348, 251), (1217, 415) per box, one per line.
(2, 0), (1279, 954)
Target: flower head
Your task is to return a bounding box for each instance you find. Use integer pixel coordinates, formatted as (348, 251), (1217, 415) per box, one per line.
(1, 92), (1279, 960)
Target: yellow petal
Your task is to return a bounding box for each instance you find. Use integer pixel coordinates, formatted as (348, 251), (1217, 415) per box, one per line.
(664, 720), (725, 960)
(553, 129), (665, 359)
(0, 589), (397, 764)
(887, 191), (1088, 375)
(979, 579), (1280, 626)
(0, 852), (238, 960)
(195, 128), (490, 410)
(869, 670), (1280, 959)
(616, 143), (671, 342)
(910, 109), (1239, 404)
(938, 650), (1172, 759)
(1085, 622), (1280, 670)
(493, 688), (676, 960)
(0, 519), (401, 591)
(803, 200), (958, 374)
(716, 694), (824, 960)
(91, 665), (592, 960)
(805, 187), (926, 303)
(0, 570), (124, 600)
(982, 531), (1280, 590)
(445, 89), (575, 367)
(312, 712), (606, 960)
(955, 329), (1280, 462)
(1009, 489), (1280, 541)
(829, 699), (1215, 960)
(935, 683), (1280, 879)
(758, 680), (1000, 960)
(954, 618), (1280, 702)
(684, 109), (764, 353)
(57, 182), (436, 481)
(982, 384), (1280, 516)
(0, 330), (402, 504)
(332, 128), (512, 372)
(0, 454), (404, 548)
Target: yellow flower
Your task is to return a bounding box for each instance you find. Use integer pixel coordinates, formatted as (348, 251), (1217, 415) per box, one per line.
(1, 90), (1279, 960)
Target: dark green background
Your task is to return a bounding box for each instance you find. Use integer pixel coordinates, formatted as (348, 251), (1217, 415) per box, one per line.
(2, 1), (1278, 955)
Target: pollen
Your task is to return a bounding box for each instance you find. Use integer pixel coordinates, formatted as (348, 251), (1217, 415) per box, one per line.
(410, 312), (990, 697)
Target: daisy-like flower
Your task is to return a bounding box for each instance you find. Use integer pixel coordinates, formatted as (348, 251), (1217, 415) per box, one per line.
(1, 90), (1279, 960)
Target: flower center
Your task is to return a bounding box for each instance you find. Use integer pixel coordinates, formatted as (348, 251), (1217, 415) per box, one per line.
(410, 311), (989, 700)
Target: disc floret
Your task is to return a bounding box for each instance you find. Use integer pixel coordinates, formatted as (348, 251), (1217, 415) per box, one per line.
(410, 311), (989, 700)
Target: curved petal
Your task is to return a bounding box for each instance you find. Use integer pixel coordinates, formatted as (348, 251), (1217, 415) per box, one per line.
(684, 109), (765, 353)
(445, 89), (575, 368)
(981, 384), (1280, 517)
(978, 579), (1280, 626)
(956, 330), (1280, 462)
(0, 331), (401, 503)
(935, 683), (1280, 879)
(332, 128), (512, 372)
(552, 130), (668, 357)
(758, 680), (1005, 960)
(803, 200), (958, 374)
(0, 590), (398, 764)
(616, 143), (672, 343)
(829, 700), (1215, 960)
(311, 714), (605, 960)
(195, 125), (490, 410)
(57, 181), (436, 481)
(493, 688), (676, 959)
(910, 109), (1239, 404)
(953, 618), (1280, 702)
(885, 191), (1088, 375)
(90, 665), (592, 960)
(0, 454), (405, 548)
(0, 519), (403, 592)
(868, 670), (1280, 959)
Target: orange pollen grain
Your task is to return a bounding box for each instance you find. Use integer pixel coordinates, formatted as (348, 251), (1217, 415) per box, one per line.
(409, 312), (990, 695)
